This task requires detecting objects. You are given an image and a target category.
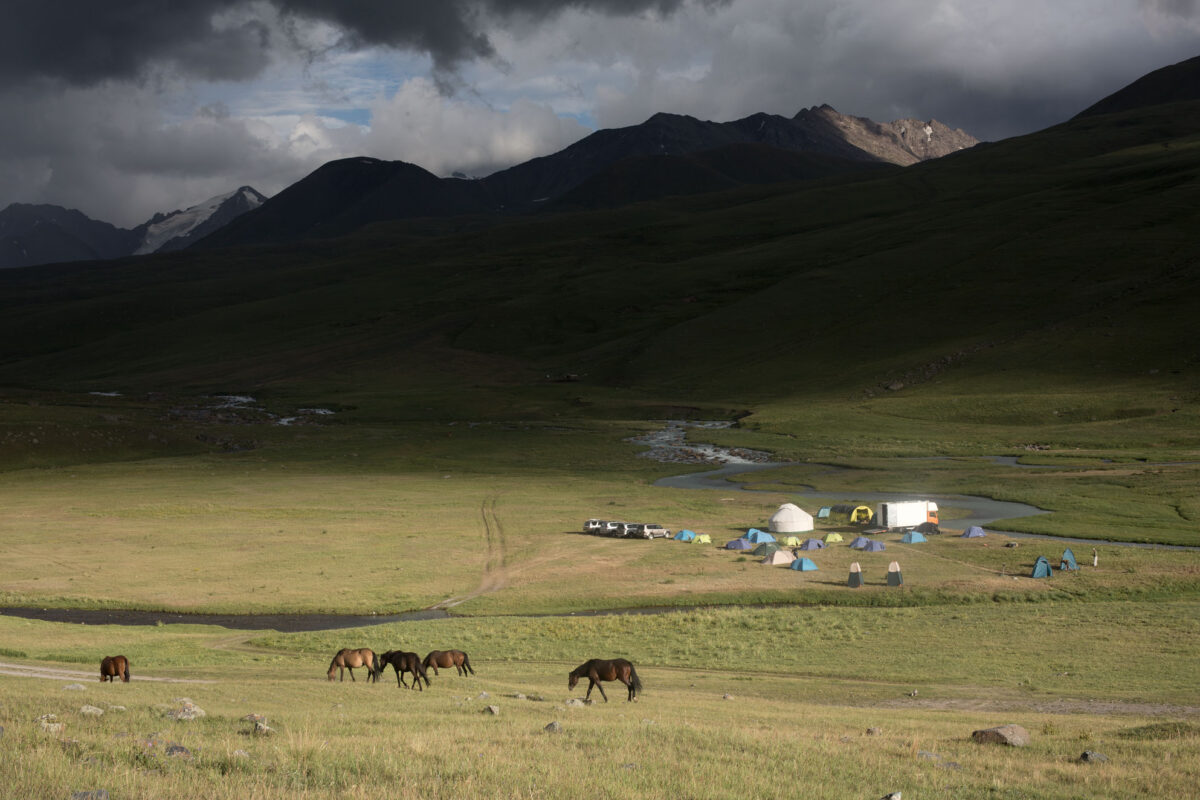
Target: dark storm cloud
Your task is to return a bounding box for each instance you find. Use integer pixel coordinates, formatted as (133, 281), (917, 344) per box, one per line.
(0, 0), (716, 87)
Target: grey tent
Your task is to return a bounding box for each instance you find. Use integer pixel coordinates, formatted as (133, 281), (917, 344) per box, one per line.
(798, 538), (824, 551)
(962, 526), (986, 538)
(1031, 556), (1054, 579)
(847, 561), (863, 588)
(1060, 548), (1079, 571)
(849, 536), (871, 549)
(725, 538), (753, 551)
(887, 561), (903, 587)
(863, 540), (886, 553)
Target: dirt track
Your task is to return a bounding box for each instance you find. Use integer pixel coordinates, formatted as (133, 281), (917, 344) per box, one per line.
(0, 660), (215, 684)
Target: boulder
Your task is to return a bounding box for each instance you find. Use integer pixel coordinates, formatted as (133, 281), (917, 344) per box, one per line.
(972, 724), (1030, 747)
(1079, 750), (1109, 763)
(80, 705), (105, 717)
(483, 705), (500, 715)
(544, 721), (562, 733)
(866, 726), (882, 736)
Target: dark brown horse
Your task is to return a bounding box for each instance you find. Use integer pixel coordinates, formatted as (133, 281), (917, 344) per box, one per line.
(100, 655), (130, 683)
(327, 647), (378, 682)
(422, 649), (475, 677)
(377, 650), (430, 690)
(568, 658), (641, 702)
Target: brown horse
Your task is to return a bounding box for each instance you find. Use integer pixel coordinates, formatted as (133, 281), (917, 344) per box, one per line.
(568, 658), (641, 702)
(100, 655), (130, 683)
(327, 647), (378, 682)
(422, 649), (475, 677)
(377, 650), (430, 690)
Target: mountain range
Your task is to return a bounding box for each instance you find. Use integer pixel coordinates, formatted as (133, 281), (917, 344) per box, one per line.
(0, 187), (266, 270)
(0, 105), (975, 267)
(198, 105), (977, 249)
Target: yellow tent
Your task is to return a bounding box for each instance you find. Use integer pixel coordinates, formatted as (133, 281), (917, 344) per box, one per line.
(823, 532), (844, 543)
(783, 536), (802, 546)
(693, 534), (712, 544)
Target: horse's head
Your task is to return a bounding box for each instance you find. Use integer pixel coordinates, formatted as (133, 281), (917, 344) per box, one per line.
(568, 671), (578, 690)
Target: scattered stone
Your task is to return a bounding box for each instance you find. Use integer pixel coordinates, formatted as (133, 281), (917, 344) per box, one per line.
(70, 791), (109, 800)
(510, 693), (526, 700)
(564, 698), (587, 708)
(879, 792), (902, 800)
(544, 721), (562, 734)
(240, 713), (267, 724)
(972, 724), (1030, 747)
(866, 727), (882, 736)
(165, 743), (192, 759)
(1005, 542), (1019, 548)
(527, 694), (545, 702)
(722, 693), (734, 700)
(165, 700), (205, 721)
(105, 706), (126, 712)
(60, 738), (84, 755)
(1079, 750), (1109, 763)
(63, 684), (86, 691)
(917, 750), (939, 760)
(839, 736), (851, 743)
(477, 691), (491, 700)
(37, 714), (64, 734)
(80, 705), (105, 717)
(483, 705), (500, 715)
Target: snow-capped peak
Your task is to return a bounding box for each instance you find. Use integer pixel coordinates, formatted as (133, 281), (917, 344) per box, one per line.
(134, 187), (265, 255)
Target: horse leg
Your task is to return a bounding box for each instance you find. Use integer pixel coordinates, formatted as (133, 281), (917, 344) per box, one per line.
(395, 667), (403, 688)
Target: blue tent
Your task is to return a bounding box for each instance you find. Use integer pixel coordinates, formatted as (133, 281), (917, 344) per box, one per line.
(1031, 556), (1054, 579)
(849, 536), (871, 549)
(798, 538), (824, 550)
(725, 538), (753, 551)
(789, 557), (819, 571)
(962, 526), (986, 538)
(1060, 548), (1079, 571)
(746, 529), (776, 544)
(816, 506), (832, 519)
(674, 529), (696, 542)
(900, 531), (926, 544)
(863, 540), (886, 552)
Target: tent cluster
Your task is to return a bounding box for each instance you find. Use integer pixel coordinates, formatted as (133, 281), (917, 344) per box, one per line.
(1031, 549), (1079, 578)
(672, 529), (711, 544)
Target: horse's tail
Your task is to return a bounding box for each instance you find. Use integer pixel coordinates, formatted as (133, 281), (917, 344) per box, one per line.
(629, 664), (643, 695)
(419, 661), (431, 687)
(462, 652), (475, 675)
(123, 661), (131, 682)
(421, 653), (431, 670)
(373, 652), (382, 677)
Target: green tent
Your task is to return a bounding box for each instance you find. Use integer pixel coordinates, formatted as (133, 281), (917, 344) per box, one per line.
(751, 542), (781, 557)
(1060, 548), (1078, 570)
(1031, 556), (1054, 579)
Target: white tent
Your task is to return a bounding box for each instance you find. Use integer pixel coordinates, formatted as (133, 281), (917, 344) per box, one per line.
(768, 503), (814, 534)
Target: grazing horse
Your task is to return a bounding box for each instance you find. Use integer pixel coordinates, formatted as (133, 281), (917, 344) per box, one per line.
(377, 650), (430, 690)
(422, 649), (475, 677)
(100, 655), (130, 683)
(327, 647), (378, 682)
(568, 658), (641, 702)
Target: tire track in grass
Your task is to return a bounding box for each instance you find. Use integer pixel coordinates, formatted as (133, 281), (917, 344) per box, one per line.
(431, 494), (508, 609)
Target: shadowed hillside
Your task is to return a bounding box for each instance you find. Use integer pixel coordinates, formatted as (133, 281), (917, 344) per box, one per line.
(0, 96), (1196, 416)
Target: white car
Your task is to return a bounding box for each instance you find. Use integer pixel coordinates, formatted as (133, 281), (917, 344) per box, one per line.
(640, 524), (671, 539)
(583, 519), (604, 533)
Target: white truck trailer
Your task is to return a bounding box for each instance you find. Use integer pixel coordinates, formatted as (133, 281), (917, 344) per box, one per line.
(874, 501), (939, 530)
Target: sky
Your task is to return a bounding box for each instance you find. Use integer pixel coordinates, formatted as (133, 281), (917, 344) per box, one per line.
(2, 0), (1198, 227)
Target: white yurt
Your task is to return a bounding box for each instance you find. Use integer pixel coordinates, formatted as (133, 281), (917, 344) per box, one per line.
(768, 502), (814, 534)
